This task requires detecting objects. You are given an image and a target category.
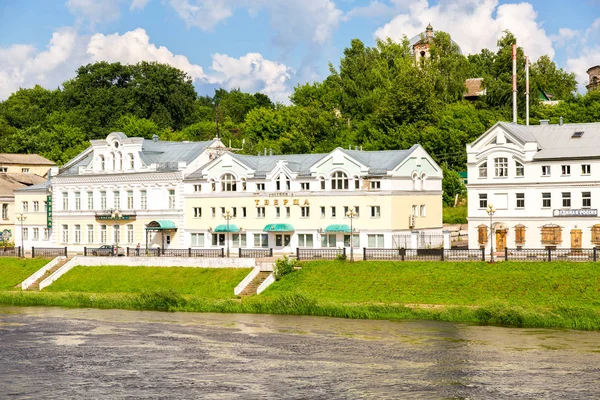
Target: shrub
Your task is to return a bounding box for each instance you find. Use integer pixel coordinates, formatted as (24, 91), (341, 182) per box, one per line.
(336, 251), (347, 261)
(273, 255), (299, 280)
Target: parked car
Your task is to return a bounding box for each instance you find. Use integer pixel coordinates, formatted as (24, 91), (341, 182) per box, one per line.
(89, 245), (125, 256)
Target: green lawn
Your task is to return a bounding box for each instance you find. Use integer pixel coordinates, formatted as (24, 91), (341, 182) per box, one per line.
(443, 204), (467, 224)
(46, 266), (252, 299)
(0, 258), (50, 291)
(264, 260), (600, 308)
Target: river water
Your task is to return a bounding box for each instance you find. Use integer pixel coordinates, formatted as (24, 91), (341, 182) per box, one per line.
(1, 307), (600, 399)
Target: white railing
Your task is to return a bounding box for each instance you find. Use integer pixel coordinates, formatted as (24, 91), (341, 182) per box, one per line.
(21, 256), (66, 290)
(234, 267), (261, 296)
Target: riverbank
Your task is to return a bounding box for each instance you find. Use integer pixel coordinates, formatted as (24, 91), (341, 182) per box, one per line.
(0, 259), (599, 330)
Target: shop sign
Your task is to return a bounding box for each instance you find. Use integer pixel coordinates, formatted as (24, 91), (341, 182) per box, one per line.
(46, 195), (53, 228)
(96, 215), (135, 221)
(255, 198), (309, 206)
(553, 209), (598, 217)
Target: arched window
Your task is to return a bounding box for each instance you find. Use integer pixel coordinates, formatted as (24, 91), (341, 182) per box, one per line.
(420, 51), (426, 57)
(331, 171), (348, 190)
(276, 175), (290, 191)
(241, 177), (247, 191)
(111, 153), (116, 171)
(99, 155), (105, 171)
(209, 179), (216, 192)
(129, 154), (134, 170)
(412, 172), (420, 190)
(354, 175), (360, 190)
(117, 153), (122, 171)
(420, 173), (427, 190)
(478, 161), (488, 178)
(319, 177), (326, 190)
(221, 174), (237, 192)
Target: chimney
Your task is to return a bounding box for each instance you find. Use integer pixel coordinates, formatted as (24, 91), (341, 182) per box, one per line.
(540, 119), (549, 125)
(264, 148), (267, 156)
(269, 148), (273, 156)
(152, 134), (159, 142)
(559, 116), (563, 126)
(525, 55), (529, 126)
(512, 43), (517, 124)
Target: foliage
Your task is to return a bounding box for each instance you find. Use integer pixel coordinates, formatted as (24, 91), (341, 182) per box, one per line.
(441, 163), (466, 206)
(0, 258), (50, 290)
(273, 255), (298, 280)
(443, 205), (468, 224)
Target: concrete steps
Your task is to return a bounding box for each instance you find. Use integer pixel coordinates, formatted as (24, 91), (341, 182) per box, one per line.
(26, 258), (71, 291)
(239, 271), (271, 296)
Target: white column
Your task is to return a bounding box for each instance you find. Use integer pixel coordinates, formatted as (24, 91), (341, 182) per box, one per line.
(443, 230), (451, 250)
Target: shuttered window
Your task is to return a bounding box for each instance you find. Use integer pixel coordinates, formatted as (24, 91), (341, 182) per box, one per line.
(477, 225), (488, 245)
(514, 224), (526, 246)
(541, 225), (562, 245)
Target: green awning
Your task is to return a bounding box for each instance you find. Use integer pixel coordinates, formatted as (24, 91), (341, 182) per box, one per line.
(324, 224), (351, 233)
(263, 223), (295, 232)
(146, 220), (177, 230)
(214, 224), (240, 233)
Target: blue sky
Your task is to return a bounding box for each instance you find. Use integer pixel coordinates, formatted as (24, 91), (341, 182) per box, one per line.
(1, 0), (599, 102)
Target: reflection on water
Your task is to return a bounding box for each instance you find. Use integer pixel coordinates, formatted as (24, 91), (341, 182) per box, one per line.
(1, 306), (600, 399)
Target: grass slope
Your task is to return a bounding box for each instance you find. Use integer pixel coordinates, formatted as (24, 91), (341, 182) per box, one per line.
(443, 204), (467, 224)
(45, 266), (252, 299)
(0, 258), (50, 291)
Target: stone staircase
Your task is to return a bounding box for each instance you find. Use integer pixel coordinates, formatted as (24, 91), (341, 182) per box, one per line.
(239, 271), (271, 296)
(26, 257), (71, 291)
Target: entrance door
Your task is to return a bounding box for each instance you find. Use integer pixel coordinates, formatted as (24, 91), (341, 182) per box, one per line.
(275, 234), (291, 249)
(495, 229), (507, 252)
(570, 229), (582, 249)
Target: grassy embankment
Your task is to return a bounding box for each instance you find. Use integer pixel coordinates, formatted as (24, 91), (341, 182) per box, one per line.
(1, 260), (600, 330)
(0, 258), (50, 290)
(442, 204), (467, 224)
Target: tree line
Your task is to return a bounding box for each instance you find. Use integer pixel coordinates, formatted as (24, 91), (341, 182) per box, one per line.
(1, 30), (598, 205)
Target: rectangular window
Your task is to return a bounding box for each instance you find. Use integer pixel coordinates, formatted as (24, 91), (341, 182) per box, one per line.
(22, 201), (28, 212)
(582, 164), (591, 175)
(211, 181), (216, 192)
(256, 207), (266, 218)
(232, 233), (247, 248)
(370, 206), (381, 218)
(562, 192), (571, 208)
(479, 194), (488, 208)
(127, 191), (134, 209)
(331, 206), (336, 218)
(583, 192), (592, 208)
(87, 191), (93, 210)
(367, 234), (385, 248)
(561, 165), (571, 176)
(297, 234), (314, 247)
(62, 192), (68, 210)
(74, 225), (81, 244)
(542, 165), (551, 176)
(412, 204), (419, 217)
(301, 182), (310, 190)
(127, 225), (134, 244)
(43, 200), (47, 212)
(21, 168), (29, 173)
(370, 181), (381, 189)
(320, 179), (325, 190)
(254, 233), (268, 248)
(194, 207), (202, 218)
(211, 207), (216, 218)
(87, 224), (94, 243)
(113, 225), (120, 244)
(320, 206), (326, 218)
(33, 201), (39, 212)
(256, 183), (265, 191)
(478, 162), (487, 178)
(285, 207), (290, 218)
(33, 228), (39, 241)
(168, 190), (175, 209)
(0, 167), (6, 172)
(100, 225), (107, 243)
(420, 205), (426, 217)
(1, 204), (7, 220)
(43, 228), (49, 240)
(61, 225), (68, 243)
(194, 184), (202, 192)
(321, 234), (336, 248)
(355, 178), (360, 189)
(301, 206), (310, 218)
(343, 234), (360, 247)
(494, 157), (508, 177)
(191, 233), (205, 247)
(516, 193), (525, 209)
(542, 192), (551, 208)
(114, 191), (120, 209)
(220, 207), (226, 216)
(75, 192), (81, 210)
(23, 228), (28, 240)
(100, 191), (107, 210)
(242, 207), (247, 218)
(516, 162), (524, 177)
(275, 207), (281, 218)
(140, 190), (147, 210)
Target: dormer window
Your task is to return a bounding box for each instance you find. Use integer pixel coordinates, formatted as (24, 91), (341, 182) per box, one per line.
(113, 141), (119, 149)
(494, 158), (508, 177)
(331, 171), (348, 190)
(276, 175), (290, 191)
(572, 131), (584, 138)
(99, 155), (105, 171)
(221, 174), (236, 192)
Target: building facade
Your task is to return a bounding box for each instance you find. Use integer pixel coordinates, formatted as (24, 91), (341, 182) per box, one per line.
(587, 65), (600, 93)
(183, 145), (443, 253)
(467, 121), (600, 251)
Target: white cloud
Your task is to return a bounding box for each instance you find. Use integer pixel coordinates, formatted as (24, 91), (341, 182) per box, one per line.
(66, 0), (122, 26)
(563, 18), (600, 92)
(130, 0), (150, 11)
(0, 28), (294, 103)
(374, 0), (555, 60)
(208, 53), (293, 103)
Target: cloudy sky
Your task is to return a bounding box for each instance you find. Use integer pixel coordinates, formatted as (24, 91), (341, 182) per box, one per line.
(1, 0), (599, 103)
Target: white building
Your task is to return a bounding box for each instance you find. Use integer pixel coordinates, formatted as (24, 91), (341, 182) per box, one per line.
(467, 120), (600, 251)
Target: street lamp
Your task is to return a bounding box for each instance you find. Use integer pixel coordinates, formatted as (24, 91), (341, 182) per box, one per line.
(486, 203), (496, 263)
(346, 207), (357, 262)
(16, 213), (26, 258)
(223, 209), (232, 258)
(111, 209), (122, 256)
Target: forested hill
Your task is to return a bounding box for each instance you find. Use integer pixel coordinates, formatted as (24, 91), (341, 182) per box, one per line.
(0, 30), (597, 178)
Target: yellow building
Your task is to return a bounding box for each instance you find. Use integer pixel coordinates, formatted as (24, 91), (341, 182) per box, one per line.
(13, 181), (52, 250)
(183, 145), (443, 253)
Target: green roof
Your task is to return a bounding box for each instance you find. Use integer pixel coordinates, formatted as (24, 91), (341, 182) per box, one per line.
(263, 223), (295, 232)
(145, 220), (177, 230)
(324, 224), (351, 233)
(214, 224), (240, 233)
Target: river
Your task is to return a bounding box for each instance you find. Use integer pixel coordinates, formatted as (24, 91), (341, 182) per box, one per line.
(1, 307), (599, 399)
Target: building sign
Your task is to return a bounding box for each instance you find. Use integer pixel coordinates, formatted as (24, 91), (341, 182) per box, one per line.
(255, 198), (309, 206)
(1, 229), (11, 242)
(96, 215), (135, 221)
(553, 209), (598, 217)
(46, 195), (53, 228)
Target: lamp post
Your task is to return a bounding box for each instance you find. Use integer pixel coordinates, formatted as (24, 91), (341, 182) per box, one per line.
(223, 209), (232, 258)
(16, 213), (26, 258)
(346, 207), (357, 262)
(486, 203), (496, 263)
(111, 209), (122, 256)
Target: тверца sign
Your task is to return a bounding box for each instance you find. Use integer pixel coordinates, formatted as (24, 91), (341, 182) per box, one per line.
(553, 209), (598, 217)
(47, 195), (53, 228)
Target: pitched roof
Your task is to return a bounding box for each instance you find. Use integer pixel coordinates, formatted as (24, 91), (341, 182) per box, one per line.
(0, 154), (56, 166)
(464, 78), (485, 98)
(339, 146), (416, 173)
(15, 179), (51, 192)
(0, 173), (46, 186)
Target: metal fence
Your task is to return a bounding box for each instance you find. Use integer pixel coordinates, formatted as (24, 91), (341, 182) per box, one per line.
(129, 248), (225, 257)
(0, 247), (21, 257)
(31, 247), (68, 258)
(363, 248), (485, 261)
(297, 248), (346, 261)
(239, 248), (273, 258)
(504, 248), (597, 262)
(391, 234), (444, 249)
